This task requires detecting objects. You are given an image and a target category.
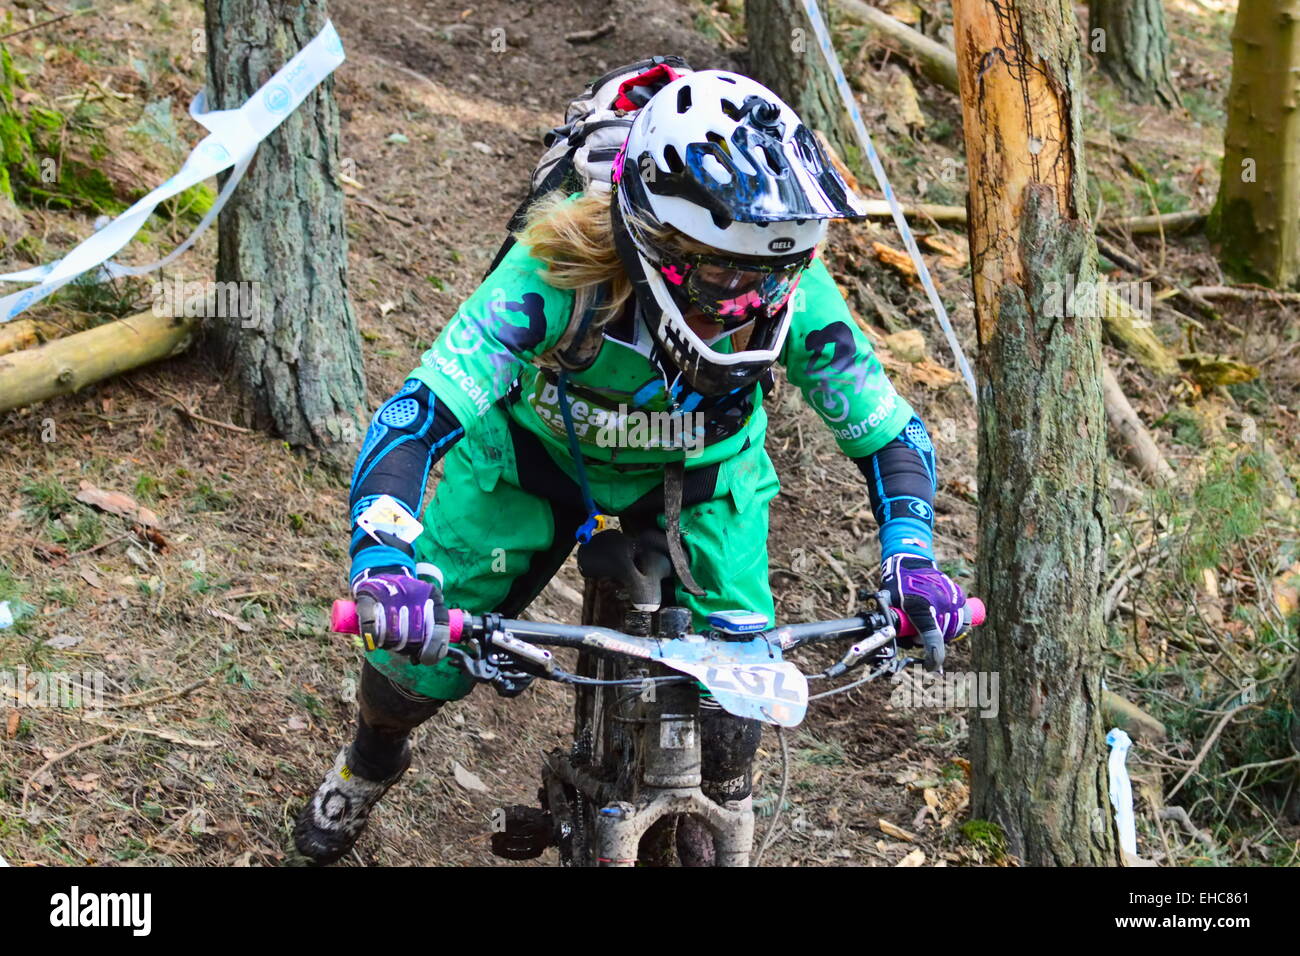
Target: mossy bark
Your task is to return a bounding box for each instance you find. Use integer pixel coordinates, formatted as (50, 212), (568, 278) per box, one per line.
(1087, 0), (1180, 107)
(204, 0), (365, 466)
(1207, 0), (1300, 289)
(953, 0), (1118, 866)
(745, 0), (863, 176)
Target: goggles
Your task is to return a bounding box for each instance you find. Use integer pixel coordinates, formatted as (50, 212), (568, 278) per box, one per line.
(650, 243), (814, 330)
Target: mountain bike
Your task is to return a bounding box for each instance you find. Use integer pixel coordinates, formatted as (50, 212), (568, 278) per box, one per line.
(331, 523), (983, 867)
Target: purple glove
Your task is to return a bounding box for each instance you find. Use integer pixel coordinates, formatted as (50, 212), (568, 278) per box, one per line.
(880, 554), (967, 672)
(353, 572), (447, 658)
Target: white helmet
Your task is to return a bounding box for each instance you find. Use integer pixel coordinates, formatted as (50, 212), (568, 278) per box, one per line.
(611, 69), (868, 395)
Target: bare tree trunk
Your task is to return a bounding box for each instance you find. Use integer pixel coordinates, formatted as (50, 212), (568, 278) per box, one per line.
(746, 0), (862, 175)
(204, 0), (365, 466)
(1087, 0), (1180, 107)
(1207, 0), (1300, 289)
(954, 0), (1119, 866)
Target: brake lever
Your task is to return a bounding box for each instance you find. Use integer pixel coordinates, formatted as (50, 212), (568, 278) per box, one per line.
(824, 626), (897, 679)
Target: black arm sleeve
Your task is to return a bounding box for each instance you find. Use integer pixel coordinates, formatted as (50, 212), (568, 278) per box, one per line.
(852, 415), (937, 561)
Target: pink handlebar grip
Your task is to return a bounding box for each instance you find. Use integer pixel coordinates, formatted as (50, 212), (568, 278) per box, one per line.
(893, 596), (986, 638)
(332, 599), (359, 635)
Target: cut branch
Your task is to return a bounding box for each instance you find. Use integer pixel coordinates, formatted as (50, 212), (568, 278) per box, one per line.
(1102, 364), (1176, 484)
(837, 0), (960, 93)
(0, 311), (197, 414)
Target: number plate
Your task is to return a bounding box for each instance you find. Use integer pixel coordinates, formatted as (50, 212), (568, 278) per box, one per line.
(654, 638), (809, 727)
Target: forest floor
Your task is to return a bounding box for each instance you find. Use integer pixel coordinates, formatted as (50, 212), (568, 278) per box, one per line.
(0, 0), (1296, 867)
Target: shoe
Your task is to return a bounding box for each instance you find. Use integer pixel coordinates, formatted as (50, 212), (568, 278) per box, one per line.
(292, 743), (410, 865)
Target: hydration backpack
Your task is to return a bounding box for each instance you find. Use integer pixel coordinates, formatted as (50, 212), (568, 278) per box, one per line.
(485, 56), (694, 368)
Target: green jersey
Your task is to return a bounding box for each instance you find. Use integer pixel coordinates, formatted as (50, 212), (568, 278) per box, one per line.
(407, 240), (913, 469)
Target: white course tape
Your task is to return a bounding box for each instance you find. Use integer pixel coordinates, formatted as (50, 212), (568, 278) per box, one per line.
(800, 0), (978, 403)
(1106, 727), (1138, 857)
(0, 20), (346, 322)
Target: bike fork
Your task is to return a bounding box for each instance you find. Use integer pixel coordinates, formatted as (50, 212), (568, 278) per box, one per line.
(592, 792), (755, 867)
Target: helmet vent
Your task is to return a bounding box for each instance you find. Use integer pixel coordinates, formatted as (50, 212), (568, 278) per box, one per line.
(676, 85), (692, 113)
(720, 98), (744, 121)
(662, 144), (684, 174)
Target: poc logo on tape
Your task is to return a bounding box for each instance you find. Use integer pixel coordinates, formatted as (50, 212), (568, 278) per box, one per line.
(262, 84), (292, 113)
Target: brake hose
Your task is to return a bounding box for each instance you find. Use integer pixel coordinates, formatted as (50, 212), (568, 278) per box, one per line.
(799, 0), (978, 404)
(754, 724), (791, 867)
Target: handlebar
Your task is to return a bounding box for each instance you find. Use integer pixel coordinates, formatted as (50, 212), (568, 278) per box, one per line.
(329, 598), (985, 660)
(328, 596), (985, 721)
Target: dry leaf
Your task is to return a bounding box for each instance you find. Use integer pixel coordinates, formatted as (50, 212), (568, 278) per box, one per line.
(895, 848), (927, 867)
(923, 788), (941, 810)
(286, 715), (309, 731)
(872, 242), (920, 284)
(453, 761), (489, 793)
(63, 773), (100, 793)
(135, 526), (171, 553)
(1273, 563), (1300, 616)
(207, 608), (252, 633)
(878, 818), (917, 843)
(885, 329), (928, 364)
(80, 567), (105, 590)
(906, 359), (962, 389)
(5, 709), (18, 739)
(76, 481), (160, 528)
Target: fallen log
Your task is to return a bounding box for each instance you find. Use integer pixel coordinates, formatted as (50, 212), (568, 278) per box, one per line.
(1189, 284), (1300, 304)
(837, 0), (960, 94)
(1107, 210), (1206, 236)
(0, 311), (198, 414)
(860, 202), (1206, 245)
(1103, 689), (1168, 743)
(1102, 364), (1176, 484)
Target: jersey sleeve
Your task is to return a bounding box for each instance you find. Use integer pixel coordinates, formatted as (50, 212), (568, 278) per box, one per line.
(406, 241), (573, 428)
(780, 257), (915, 457)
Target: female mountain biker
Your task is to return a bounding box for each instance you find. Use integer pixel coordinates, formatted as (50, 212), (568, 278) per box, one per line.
(293, 68), (967, 864)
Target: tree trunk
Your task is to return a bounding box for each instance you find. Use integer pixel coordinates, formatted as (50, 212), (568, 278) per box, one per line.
(204, 0), (365, 465)
(953, 0), (1119, 866)
(746, 0), (863, 176)
(1207, 0), (1300, 289)
(1087, 0), (1180, 107)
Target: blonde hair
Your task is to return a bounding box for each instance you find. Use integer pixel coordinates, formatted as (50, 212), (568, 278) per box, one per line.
(516, 189), (633, 330)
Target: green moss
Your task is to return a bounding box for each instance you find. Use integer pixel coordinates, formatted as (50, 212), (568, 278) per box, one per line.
(960, 819), (1008, 861)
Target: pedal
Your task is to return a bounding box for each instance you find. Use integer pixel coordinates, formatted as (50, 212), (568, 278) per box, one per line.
(490, 805), (554, 860)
